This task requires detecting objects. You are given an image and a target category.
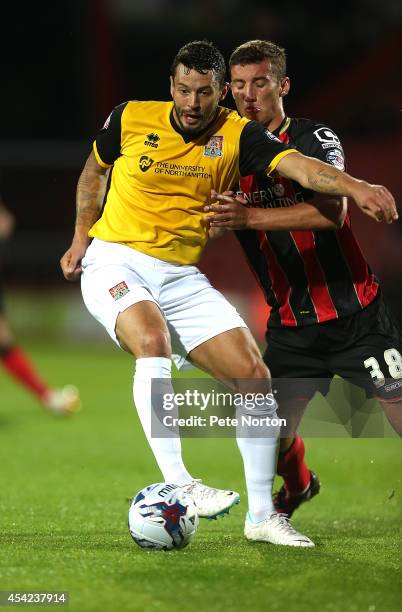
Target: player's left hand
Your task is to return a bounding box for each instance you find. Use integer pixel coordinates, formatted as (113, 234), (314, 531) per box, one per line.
(352, 182), (398, 223)
(205, 189), (250, 229)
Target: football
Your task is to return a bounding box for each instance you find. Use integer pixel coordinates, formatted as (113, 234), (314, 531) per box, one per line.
(128, 483), (199, 550)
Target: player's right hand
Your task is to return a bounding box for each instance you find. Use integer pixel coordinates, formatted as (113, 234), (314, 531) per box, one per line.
(205, 189), (250, 229)
(60, 242), (88, 281)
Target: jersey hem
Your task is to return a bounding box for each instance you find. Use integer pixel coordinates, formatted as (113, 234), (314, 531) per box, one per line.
(86, 234), (203, 266)
(268, 288), (380, 328)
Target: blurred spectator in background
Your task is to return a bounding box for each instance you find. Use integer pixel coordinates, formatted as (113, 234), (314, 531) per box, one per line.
(0, 197), (80, 415)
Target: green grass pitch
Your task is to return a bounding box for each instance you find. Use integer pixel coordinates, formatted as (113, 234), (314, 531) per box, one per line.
(0, 342), (401, 612)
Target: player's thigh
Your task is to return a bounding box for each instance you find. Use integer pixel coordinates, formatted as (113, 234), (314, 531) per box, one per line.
(161, 267), (252, 375)
(330, 297), (402, 403)
(264, 327), (332, 403)
(116, 301), (171, 357)
(81, 243), (170, 356)
(189, 326), (269, 384)
(264, 327), (332, 435)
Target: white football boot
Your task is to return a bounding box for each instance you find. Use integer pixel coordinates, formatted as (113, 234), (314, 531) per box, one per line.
(180, 480), (240, 519)
(43, 385), (81, 415)
(244, 512), (315, 547)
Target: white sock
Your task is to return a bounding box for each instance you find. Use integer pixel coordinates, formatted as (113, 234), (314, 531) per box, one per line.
(133, 357), (193, 486)
(236, 398), (279, 522)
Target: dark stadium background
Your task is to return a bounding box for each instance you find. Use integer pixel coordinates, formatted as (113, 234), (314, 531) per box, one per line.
(1, 7), (401, 608)
(1, 0), (401, 340)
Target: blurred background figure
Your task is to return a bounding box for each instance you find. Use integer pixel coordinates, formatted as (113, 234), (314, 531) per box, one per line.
(0, 196), (80, 414)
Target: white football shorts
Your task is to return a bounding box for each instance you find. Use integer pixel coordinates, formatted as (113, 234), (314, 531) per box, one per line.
(81, 239), (247, 369)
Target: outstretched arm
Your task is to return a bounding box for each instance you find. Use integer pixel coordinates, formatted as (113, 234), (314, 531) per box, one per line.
(276, 151), (397, 223)
(60, 151), (110, 281)
(206, 190), (347, 231)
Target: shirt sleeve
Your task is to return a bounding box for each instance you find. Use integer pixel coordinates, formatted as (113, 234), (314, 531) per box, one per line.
(93, 102), (128, 167)
(239, 121), (297, 177)
(304, 123), (346, 171)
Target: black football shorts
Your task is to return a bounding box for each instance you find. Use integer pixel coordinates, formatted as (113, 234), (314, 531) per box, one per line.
(264, 294), (402, 403)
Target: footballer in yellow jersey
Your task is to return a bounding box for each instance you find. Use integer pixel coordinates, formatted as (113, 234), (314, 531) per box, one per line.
(90, 99), (295, 265)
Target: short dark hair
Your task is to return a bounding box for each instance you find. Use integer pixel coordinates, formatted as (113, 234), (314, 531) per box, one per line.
(229, 40), (286, 82)
(171, 40), (226, 88)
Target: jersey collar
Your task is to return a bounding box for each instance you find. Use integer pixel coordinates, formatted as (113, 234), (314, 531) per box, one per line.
(273, 116), (291, 137)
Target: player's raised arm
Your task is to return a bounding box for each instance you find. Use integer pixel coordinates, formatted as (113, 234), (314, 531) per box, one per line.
(60, 151), (110, 281)
(276, 151), (398, 224)
(236, 121), (397, 225)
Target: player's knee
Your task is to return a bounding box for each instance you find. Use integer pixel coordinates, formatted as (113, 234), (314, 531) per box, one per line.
(232, 354), (271, 392)
(254, 358), (271, 379)
(137, 330), (171, 357)
(243, 354), (270, 380)
(119, 329), (171, 357)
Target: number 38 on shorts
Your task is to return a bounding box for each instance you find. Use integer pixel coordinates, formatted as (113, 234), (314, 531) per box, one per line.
(364, 348), (402, 388)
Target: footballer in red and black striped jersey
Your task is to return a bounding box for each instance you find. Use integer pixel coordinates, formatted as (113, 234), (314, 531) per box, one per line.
(223, 40), (402, 438)
(235, 116), (402, 409)
(236, 116), (380, 329)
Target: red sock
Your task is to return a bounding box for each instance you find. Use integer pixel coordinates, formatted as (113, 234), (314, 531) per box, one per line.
(1, 346), (50, 402)
(277, 435), (311, 495)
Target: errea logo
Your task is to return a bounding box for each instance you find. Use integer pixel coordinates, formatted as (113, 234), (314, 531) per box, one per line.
(144, 132), (160, 148)
(139, 155), (154, 172)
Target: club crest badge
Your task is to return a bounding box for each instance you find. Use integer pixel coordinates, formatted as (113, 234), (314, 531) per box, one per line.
(109, 281), (130, 301)
(203, 135), (224, 158)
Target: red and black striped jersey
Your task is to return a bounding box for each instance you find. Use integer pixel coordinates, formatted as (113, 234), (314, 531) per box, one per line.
(235, 117), (379, 327)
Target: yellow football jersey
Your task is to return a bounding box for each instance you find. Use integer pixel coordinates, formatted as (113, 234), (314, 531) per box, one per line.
(90, 100), (295, 264)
